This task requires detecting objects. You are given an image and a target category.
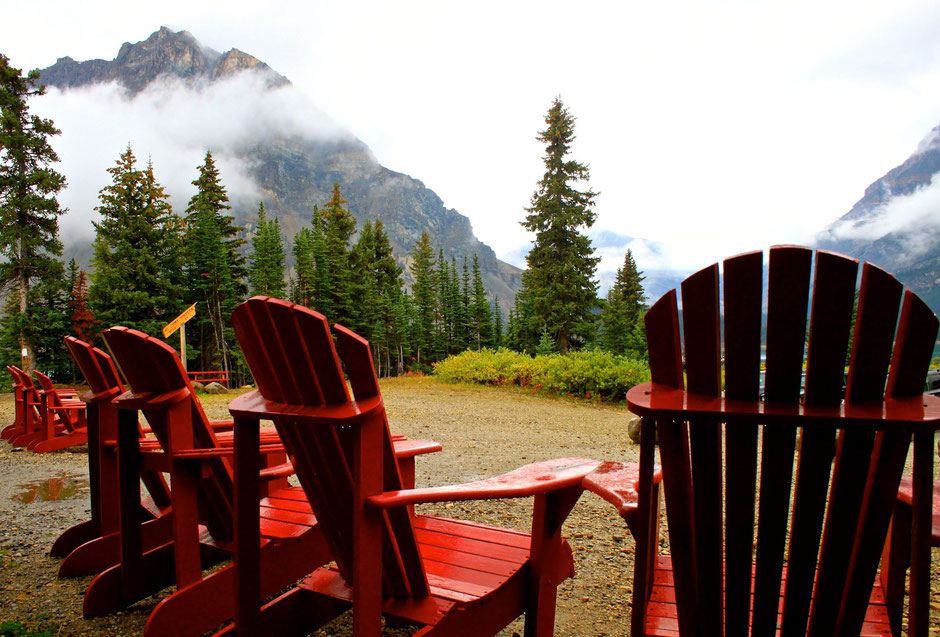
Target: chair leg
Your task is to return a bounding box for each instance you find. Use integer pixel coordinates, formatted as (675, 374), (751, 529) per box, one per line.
(880, 500), (910, 637)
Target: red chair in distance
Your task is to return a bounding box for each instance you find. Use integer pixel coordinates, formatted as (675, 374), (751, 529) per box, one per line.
(28, 369), (87, 452)
(51, 336), (173, 577)
(87, 326), (440, 637)
(227, 296), (600, 636)
(2, 365), (38, 443)
(622, 246), (938, 636)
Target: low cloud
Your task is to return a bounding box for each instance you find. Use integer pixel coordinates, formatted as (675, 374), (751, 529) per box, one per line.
(31, 70), (350, 242)
(828, 175), (940, 259)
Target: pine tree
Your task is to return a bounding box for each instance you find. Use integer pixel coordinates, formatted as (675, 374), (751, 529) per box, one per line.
(492, 296), (503, 347)
(600, 249), (646, 355)
(183, 150), (246, 372)
(248, 202), (286, 297)
(90, 147), (185, 336)
(409, 232), (436, 366)
(470, 254), (493, 349)
(291, 226), (316, 307)
(518, 97), (599, 354)
(315, 184), (356, 325)
(0, 55), (68, 372)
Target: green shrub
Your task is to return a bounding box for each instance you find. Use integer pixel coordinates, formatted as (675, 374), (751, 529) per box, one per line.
(433, 348), (650, 401)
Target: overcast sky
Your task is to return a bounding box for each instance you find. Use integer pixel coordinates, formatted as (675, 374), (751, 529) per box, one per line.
(3, 0), (940, 278)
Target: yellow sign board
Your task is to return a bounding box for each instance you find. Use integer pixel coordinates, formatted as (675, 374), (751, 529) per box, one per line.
(162, 303), (197, 338)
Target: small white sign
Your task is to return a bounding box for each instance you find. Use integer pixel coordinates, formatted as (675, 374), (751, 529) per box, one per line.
(21, 348), (28, 357)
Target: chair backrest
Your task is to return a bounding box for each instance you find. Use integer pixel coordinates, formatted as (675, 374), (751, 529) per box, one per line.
(641, 246), (939, 635)
(101, 326), (235, 541)
(64, 336), (124, 398)
(32, 370), (69, 408)
(9, 365), (36, 395)
(232, 296), (429, 598)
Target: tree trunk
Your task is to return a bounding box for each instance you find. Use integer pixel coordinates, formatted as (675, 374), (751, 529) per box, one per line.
(17, 238), (34, 373)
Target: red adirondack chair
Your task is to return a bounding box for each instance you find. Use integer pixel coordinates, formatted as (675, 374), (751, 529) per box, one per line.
(28, 369), (88, 452)
(88, 326), (441, 637)
(2, 365), (38, 442)
(227, 296), (600, 636)
(621, 246), (939, 636)
(52, 336), (174, 577)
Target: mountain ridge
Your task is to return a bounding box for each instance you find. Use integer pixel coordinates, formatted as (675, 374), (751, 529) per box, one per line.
(38, 27), (523, 304)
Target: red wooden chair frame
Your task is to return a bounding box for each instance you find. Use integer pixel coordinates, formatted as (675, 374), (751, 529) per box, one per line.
(227, 296), (600, 636)
(52, 336), (174, 577)
(5, 365), (43, 447)
(2, 365), (37, 442)
(624, 247), (938, 636)
(81, 326), (439, 637)
(28, 369), (88, 452)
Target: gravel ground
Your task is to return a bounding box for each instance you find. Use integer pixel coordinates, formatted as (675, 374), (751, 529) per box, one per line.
(0, 377), (937, 636)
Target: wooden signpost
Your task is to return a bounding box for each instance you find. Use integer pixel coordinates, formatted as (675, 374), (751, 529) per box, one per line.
(162, 303), (197, 371)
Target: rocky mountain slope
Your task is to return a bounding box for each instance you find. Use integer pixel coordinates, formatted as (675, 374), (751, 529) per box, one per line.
(816, 125), (940, 314)
(39, 27), (523, 303)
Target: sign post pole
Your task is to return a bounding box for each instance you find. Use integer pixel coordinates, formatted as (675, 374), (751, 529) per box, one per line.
(163, 303), (197, 372)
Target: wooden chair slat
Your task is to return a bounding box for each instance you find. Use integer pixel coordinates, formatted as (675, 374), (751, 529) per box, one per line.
(294, 308), (349, 405)
(722, 251), (763, 635)
(886, 291), (940, 399)
(680, 263), (723, 633)
(233, 296), (294, 404)
(809, 263), (903, 635)
(266, 298), (326, 405)
(645, 290), (684, 388)
(781, 251), (857, 634)
(752, 246), (810, 636)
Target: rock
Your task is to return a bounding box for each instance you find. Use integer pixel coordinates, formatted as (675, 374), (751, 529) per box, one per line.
(203, 382), (228, 394)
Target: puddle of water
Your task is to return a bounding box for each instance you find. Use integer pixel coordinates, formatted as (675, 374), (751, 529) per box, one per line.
(12, 472), (88, 503)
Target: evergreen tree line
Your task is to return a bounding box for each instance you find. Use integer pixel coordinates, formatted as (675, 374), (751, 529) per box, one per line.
(2, 53), (648, 386)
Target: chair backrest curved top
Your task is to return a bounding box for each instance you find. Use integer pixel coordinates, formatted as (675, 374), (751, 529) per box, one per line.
(64, 336), (123, 397)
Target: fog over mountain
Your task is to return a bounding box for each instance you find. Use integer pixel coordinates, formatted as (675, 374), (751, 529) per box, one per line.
(36, 27), (523, 304)
(817, 123), (940, 313)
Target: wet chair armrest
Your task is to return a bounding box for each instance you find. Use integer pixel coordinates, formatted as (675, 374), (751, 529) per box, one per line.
(367, 457), (601, 509)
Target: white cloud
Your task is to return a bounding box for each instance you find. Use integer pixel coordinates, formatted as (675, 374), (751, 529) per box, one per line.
(32, 71), (350, 240)
(828, 177), (940, 259)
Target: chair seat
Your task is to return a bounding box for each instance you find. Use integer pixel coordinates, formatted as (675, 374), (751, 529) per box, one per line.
(297, 514), (558, 622)
(895, 477), (940, 544)
(642, 556), (893, 637)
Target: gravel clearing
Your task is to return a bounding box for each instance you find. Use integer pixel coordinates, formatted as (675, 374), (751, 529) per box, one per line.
(0, 377), (937, 636)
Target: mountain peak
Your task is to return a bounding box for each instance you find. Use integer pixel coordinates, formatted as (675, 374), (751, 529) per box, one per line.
(39, 27), (286, 94)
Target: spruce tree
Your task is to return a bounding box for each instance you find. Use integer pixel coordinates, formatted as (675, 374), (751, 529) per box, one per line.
(0, 55), (68, 372)
(291, 226), (316, 307)
(470, 254), (493, 349)
(90, 147), (185, 336)
(183, 150), (246, 372)
(409, 232), (436, 366)
(518, 97), (599, 354)
(316, 184), (356, 325)
(600, 249), (646, 355)
(248, 202), (286, 297)
(492, 297), (503, 347)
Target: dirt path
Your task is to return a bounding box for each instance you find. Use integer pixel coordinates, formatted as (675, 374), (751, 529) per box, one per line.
(0, 377), (937, 635)
(0, 378), (641, 636)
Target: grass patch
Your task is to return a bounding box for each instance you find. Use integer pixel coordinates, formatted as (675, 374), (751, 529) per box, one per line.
(433, 348), (650, 402)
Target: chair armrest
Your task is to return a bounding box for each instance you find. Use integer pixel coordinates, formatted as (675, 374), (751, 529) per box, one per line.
(391, 438), (442, 458)
(259, 462), (295, 481)
(582, 461), (663, 518)
(367, 457), (601, 508)
(209, 419), (234, 431)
